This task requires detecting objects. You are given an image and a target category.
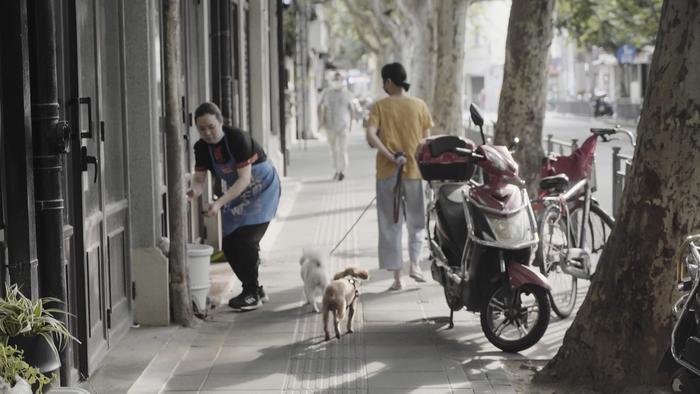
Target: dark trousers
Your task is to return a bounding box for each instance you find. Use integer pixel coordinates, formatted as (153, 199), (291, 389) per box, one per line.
(222, 222), (270, 294)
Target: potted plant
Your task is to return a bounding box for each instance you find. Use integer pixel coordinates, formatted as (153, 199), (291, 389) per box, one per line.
(0, 343), (53, 394)
(0, 284), (78, 374)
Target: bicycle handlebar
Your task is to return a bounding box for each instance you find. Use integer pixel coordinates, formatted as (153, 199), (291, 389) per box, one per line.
(590, 126), (636, 147)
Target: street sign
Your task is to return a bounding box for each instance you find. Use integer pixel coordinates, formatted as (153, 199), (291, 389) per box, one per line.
(616, 44), (637, 64)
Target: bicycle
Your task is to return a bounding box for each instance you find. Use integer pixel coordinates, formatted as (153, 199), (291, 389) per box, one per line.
(536, 126), (635, 318)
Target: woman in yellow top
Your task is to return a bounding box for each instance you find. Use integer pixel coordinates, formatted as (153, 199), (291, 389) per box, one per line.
(366, 63), (433, 290)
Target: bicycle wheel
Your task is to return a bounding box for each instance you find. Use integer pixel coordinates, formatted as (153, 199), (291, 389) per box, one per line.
(569, 202), (614, 277)
(537, 204), (577, 318)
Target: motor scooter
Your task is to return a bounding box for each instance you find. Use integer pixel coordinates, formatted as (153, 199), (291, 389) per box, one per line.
(417, 104), (551, 352)
(658, 234), (700, 392)
(592, 94), (614, 117)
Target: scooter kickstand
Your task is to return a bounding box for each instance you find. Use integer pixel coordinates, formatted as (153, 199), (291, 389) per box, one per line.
(448, 310), (454, 329)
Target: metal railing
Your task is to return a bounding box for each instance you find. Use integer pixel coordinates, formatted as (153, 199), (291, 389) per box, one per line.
(545, 134), (578, 155)
(612, 147), (633, 218)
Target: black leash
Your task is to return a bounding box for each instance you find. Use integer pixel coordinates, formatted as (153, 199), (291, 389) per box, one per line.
(392, 152), (406, 224)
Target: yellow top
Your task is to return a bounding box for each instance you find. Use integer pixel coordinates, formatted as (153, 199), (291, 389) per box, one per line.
(368, 96), (434, 180)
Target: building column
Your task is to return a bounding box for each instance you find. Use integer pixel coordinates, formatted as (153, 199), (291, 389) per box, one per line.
(124, 0), (169, 325)
(249, 0), (283, 170)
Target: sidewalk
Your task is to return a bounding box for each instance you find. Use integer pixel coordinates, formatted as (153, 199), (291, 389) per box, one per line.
(84, 131), (586, 393)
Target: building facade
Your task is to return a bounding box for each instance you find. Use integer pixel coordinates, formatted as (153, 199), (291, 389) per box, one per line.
(0, 0), (285, 386)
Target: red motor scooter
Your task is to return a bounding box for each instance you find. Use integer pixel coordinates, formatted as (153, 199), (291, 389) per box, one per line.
(417, 104), (551, 353)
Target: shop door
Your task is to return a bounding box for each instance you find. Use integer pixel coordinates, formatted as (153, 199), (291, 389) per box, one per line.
(74, 0), (131, 374)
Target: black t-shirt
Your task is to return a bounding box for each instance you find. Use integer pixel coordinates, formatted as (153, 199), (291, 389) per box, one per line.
(194, 126), (267, 173)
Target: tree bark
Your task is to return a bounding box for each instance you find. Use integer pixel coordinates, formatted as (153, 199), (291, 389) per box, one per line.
(493, 0), (554, 193)
(401, 0), (436, 109)
(537, 1), (700, 390)
(163, 0), (194, 327)
(432, 0), (469, 136)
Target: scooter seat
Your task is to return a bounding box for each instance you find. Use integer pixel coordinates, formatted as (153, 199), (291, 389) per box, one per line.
(540, 174), (569, 192)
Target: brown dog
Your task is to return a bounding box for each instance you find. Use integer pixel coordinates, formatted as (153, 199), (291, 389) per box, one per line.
(322, 266), (369, 341)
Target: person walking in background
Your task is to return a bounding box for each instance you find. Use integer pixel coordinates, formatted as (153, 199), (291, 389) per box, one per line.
(186, 102), (281, 312)
(318, 71), (354, 181)
(365, 63), (433, 291)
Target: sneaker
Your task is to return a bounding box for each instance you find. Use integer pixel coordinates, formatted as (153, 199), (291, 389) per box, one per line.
(257, 286), (269, 303)
(337, 172), (345, 181)
(228, 292), (261, 311)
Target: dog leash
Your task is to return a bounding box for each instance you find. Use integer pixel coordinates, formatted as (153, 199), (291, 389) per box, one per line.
(392, 153), (406, 224)
(329, 153), (405, 255)
(329, 195), (377, 255)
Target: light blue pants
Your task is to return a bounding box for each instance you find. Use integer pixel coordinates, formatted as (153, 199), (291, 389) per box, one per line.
(376, 171), (426, 270)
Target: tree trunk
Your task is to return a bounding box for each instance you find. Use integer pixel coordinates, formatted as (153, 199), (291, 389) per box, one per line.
(538, 1), (700, 390)
(163, 0), (194, 327)
(402, 0), (436, 109)
(493, 0), (554, 193)
(432, 0), (469, 136)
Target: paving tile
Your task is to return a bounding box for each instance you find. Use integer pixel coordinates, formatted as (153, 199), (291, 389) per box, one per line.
(364, 345), (441, 360)
(362, 332), (436, 346)
(163, 374), (206, 391)
(362, 322), (433, 333)
(364, 389), (460, 394)
(470, 380), (497, 394)
(209, 357), (289, 375)
(127, 371), (170, 392)
(366, 371), (451, 389)
(202, 372), (287, 390)
(363, 310), (428, 322)
(364, 357), (446, 373)
(172, 359), (212, 376)
(492, 385), (517, 394)
(161, 391), (199, 394)
(181, 347), (220, 362)
(222, 332), (295, 347)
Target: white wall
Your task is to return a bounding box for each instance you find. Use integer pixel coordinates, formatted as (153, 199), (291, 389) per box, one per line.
(249, 0), (284, 172)
(464, 0), (509, 112)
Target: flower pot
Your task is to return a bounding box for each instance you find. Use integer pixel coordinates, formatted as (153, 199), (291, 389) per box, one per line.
(3, 376), (33, 394)
(8, 335), (61, 374)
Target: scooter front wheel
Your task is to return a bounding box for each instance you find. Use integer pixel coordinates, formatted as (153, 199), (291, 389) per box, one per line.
(480, 284), (550, 353)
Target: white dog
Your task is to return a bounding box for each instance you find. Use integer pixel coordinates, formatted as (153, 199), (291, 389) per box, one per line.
(299, 249), (331, 312)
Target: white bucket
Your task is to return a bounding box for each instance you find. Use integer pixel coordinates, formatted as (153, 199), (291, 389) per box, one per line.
(187, 243), (214, 312)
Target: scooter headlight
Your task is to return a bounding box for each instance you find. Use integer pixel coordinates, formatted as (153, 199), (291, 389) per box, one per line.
(484, 210), (533, 244)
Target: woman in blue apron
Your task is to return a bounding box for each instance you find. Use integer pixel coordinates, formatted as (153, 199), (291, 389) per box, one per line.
(187, 102), (280, 311)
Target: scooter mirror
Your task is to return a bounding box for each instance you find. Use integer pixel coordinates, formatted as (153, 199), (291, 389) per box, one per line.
(469, 104), (484, 127)
(508, 137), (520, 153)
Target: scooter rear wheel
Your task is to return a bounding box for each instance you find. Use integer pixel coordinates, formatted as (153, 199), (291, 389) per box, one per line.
(480, 283), (550, 353)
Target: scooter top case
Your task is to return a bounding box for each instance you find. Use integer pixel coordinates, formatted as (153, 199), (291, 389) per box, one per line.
(416, 135), (477, 182)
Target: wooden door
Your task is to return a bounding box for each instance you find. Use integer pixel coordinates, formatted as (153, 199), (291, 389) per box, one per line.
(74, 0), (131, 374)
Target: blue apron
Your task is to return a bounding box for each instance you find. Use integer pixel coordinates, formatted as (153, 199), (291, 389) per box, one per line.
(208, 135), (281, 236)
